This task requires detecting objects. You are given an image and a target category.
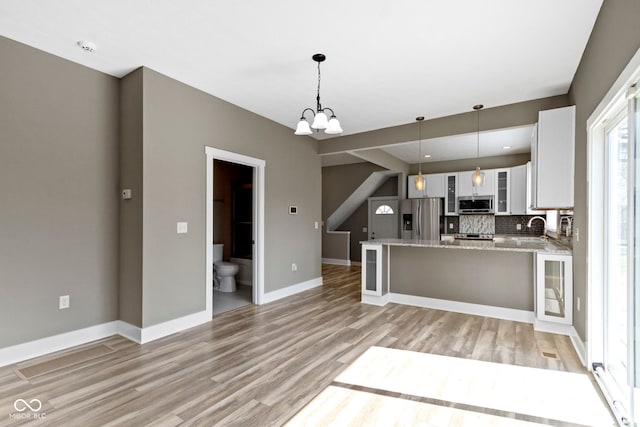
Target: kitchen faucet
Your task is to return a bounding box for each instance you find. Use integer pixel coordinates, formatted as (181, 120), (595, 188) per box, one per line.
(527, 216), (547, 239)
(560, 216), (573, 237)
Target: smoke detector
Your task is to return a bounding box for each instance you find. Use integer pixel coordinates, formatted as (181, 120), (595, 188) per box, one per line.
(77, 40), (96, 53)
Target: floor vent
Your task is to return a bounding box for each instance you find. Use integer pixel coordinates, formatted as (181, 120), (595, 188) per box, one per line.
(16, 344), (114, 380)
(541, 351), (558, 359)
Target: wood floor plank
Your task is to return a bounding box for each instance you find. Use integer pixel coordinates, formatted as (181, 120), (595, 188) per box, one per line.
(0, 264), (592, 426)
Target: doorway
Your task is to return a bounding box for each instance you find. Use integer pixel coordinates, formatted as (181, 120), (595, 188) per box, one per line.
(212, 159), (253, 315)
(205, 147), (265, 318)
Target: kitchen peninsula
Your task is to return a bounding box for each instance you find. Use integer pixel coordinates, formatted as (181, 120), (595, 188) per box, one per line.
(361, 236), (573, 332)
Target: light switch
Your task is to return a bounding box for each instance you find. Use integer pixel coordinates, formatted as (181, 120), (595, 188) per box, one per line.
(314, 221), (319, 229)
(516, 224), (522, 230)
(177, 222), (188, 234)
(122, 189), (132, 200)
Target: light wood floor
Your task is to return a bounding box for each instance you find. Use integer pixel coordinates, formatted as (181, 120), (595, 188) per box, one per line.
(0, 264), (588, 426)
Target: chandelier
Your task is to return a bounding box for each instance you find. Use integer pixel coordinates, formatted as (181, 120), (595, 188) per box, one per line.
(294, 54), (343, 136)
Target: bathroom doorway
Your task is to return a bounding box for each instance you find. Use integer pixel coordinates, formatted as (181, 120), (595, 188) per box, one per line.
(212, 160), (253, 315)
(205, 147), (265, 318)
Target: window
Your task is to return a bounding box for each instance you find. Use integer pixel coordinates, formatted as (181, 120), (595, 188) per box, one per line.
(374, 205), (394, 215)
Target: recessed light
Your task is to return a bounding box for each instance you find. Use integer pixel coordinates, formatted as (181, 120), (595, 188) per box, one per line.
(502, 146), (511, 150)
(423, 154), (431, 158)
(77, 40), (96, 53)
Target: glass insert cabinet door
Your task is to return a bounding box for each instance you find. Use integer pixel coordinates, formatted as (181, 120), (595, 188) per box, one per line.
(361, 243), (388, 298)
(535, 253), (573, 324)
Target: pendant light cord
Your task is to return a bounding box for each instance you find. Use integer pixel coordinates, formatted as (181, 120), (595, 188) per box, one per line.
(418, 120), (422, 174)
(316, 61), (322, 112)
(476, 108), (480, 159)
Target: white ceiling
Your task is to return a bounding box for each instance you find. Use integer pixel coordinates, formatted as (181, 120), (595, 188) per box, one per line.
(0, 0), (602, 146)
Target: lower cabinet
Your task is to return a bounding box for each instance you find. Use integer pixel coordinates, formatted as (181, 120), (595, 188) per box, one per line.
(361, 243), (388, 300)
(535, 253), (573, 325)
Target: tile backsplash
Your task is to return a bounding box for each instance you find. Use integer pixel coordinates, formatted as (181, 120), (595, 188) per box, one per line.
(459, 215), (495, 234)
(443, 214), (546, 236)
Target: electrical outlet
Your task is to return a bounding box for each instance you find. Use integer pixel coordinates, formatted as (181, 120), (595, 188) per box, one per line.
(291, 263), (297, 272)
(177, 222), (188, 234)
(449, 223), (453, 229)
(59, 295), (70, 310)
(577, 297), (581, 311)
(516, 224), (522, 231)
(362, 227), (368, 233)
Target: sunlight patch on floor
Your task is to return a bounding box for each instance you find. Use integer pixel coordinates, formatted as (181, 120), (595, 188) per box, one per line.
(287, 346), (614, 427)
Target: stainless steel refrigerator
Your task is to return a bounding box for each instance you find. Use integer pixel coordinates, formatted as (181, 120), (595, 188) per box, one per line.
(400, 198), (442, 240)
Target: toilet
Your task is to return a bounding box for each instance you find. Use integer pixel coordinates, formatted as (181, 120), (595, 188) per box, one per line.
(213, 244), (239, 292)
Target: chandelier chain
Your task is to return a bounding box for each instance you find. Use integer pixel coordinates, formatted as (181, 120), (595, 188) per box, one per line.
(316, 61), (322, 112)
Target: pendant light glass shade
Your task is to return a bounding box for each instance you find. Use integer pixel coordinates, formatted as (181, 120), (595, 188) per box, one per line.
(472, 167), (483, 186)
(295, 118), (312, 135)
(415, 174), (425, 191)
(325, 116), (343, 134)
(311, 111), (328, 129)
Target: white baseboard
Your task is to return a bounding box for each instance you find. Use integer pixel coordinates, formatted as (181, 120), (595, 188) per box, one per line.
(139, 311), (210, 343)
(389, 293), (535, 324)
(322, 258), (351, 266)
(532, 318), (575, 335)
(569, 329), (587, 367)
(0, 321), (120, 368)
(0, 311), (213, 367)
(262, 277), (323, 304)
(361, 293), (391, 306)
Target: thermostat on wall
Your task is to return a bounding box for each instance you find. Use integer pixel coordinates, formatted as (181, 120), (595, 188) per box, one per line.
(289, 205), (298, 215)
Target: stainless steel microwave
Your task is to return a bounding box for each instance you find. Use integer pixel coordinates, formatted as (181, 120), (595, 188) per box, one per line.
(457, 195), (494, 214)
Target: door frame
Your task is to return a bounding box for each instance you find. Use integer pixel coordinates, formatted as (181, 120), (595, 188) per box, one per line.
(205, 146), (266, 316)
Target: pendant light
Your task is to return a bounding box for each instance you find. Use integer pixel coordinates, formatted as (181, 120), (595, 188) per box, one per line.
(471, 104), (484, 187)
(294, 54), (343, 136)
(415, 116), (425, 191)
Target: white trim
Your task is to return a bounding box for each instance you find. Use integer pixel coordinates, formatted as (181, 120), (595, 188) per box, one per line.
(115, 320), (141, 344)
(0, 310), (214, 367)
(139, 311), (210, 343)
(388, 293), (535, 323)
(262, 277), (323, 304)
(0, 321), (120, 368)
(351, 261), (362, 266)
(587, 47), (640, 372)
(205, 146), (266, 307)
(570, 331), (587, 367)
(322, 258), (351, 266)
(361, 293), (390, 306)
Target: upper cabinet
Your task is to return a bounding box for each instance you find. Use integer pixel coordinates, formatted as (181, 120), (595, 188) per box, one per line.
(531, 106), (575, 209)
(458, 169), (495, 197)
(444, 173), (458, 216)
(510, 164), (527, 215)
(407, 173), (445, 198)
(494, 168), (510, 215)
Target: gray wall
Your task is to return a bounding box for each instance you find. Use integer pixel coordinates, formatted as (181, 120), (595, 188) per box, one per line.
(0, 36), (120, 346)
(127, 68), (322, 327)
(391, 247), (534, 311)
(568, 0), (640, 341)
(119, 68), (144, 327)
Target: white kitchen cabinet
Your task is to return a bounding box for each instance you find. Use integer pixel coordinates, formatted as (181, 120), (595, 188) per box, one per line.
(444, 173), (458, 216)
(425, 173), (445, 198)
(458, 169), (495, 197)
(531, 106), (575, 208)
(494, 168), (510, 215)
(361, 243), (388, 305)
(535, 253), (573, 325)
(510, 164), (526, 215)
(526, 161), (544, 215)
(408, 174), (445, 198)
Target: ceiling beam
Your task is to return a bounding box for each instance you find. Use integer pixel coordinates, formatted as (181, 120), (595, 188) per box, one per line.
(319, 94), (569, 155)
(348, 149), (410, 174)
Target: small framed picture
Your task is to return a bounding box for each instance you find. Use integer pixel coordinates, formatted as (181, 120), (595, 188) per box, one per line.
(289, 205), (298, 215)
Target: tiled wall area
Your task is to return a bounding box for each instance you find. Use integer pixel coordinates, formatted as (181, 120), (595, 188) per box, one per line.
(443, 215), (547, 236)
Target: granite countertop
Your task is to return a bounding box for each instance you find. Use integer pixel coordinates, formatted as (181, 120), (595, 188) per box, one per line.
(362, 236), (572, 255)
